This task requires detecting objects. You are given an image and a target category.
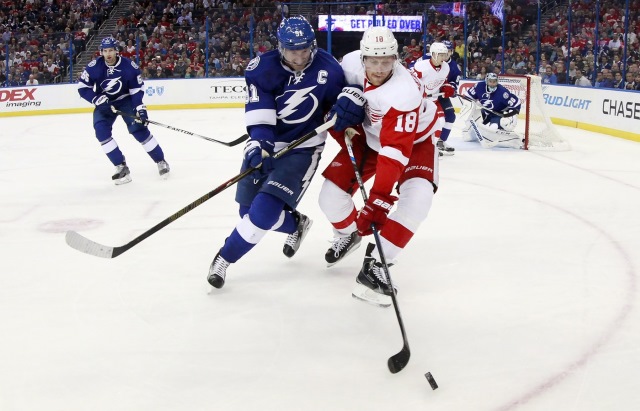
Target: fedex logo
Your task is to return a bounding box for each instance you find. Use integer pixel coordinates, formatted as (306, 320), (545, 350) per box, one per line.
(0, 88), (37, 102)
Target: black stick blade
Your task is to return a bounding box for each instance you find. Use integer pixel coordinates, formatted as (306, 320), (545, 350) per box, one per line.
(387, 347), (410, 373)
(226, 134), (249, 146)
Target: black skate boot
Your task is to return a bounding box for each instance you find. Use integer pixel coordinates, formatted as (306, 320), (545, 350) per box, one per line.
(112, 162), (131, 185)
(351, 243), (396, 307)
(325, 231), (362, 267)
(437, 139), (455, 156)
(157, 160), (170, 179)
(207, 252), (230, 289)
(283, 211), (313, 258)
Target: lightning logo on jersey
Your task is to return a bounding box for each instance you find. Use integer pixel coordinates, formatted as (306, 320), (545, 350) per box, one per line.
(101, 77), (123, 96)
(276, 86), (318, 124)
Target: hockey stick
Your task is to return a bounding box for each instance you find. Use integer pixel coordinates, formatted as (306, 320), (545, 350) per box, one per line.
(344, 128), (411, 374)
(455, 93), (505, 117)
(111, 108), (249, 147)
(65, 117), (336, 258)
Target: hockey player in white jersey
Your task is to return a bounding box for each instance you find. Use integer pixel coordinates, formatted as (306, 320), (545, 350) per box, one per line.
(318, 26), (443, 307)
(411, 42), (456, 156)
(462, 72), (522, 148)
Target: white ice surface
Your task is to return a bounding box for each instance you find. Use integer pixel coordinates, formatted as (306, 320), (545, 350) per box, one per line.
(0, 109), (639, 411)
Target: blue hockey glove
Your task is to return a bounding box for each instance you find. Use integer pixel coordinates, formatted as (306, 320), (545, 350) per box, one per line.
(135, 104), (149, 125)
(327, 85), (366, 132)
(243, 139), (275, 178)
(92, 95), (112, 113)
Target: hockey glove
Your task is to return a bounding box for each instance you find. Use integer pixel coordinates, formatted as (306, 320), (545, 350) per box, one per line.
(356, 192), (398, 236)
(243, 139), (275, 179)
(135, 104), (149, 125)
(327, 85), (366, 132)
(501, 107), (519, 118)
(92, 95), (112, 113)
(441, 83), (456, 99)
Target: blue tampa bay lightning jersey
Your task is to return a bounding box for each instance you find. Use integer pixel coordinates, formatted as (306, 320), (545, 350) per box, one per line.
(243, 49), (345, 150)
(77, 56), (145, 107)
(446, 58), (461, 87)
(465, 81), (521, 114)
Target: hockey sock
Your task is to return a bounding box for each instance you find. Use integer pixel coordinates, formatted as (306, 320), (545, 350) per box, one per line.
(220, 193), (289, 262)
(101, 137), (125, 166)
(440, 123), (453, 142)
(133, 130), (165, 162)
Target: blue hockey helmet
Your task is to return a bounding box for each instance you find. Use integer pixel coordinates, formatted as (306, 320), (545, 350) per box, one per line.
(277, 16), (316, 51)
(100, 36), (118, 51)
(442, 40), (453, 50)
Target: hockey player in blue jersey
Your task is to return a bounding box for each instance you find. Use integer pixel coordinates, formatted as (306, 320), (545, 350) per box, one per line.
(437, 40), (460, 156)
(78, 36), (169, 184)
(207, 16), (362, 289)
(463, 72), (522, 148)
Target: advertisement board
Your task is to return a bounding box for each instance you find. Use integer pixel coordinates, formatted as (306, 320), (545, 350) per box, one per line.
(317, 15), (422, 32)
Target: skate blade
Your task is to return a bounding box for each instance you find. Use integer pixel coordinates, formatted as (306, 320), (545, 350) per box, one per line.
(351, 283), (391, 308)
(113, 175), (132, 185)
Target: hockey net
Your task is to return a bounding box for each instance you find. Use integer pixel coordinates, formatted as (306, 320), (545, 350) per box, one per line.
(497, 75), (570, 151)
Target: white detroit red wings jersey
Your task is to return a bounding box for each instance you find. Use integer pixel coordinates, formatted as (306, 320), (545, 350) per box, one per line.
(411, 58), (450, 100)
(340, 51), (440, 155)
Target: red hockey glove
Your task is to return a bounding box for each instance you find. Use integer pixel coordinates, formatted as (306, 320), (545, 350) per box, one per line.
(441, 83), (456, 99)
(356, 192), (398, 236)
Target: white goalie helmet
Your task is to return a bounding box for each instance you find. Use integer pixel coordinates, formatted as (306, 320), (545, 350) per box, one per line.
(429, 42), (448, 65)
(360, 26), (398, 58)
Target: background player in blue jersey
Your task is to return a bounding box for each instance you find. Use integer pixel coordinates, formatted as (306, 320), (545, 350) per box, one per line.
(463, 72), (522, 148)
(437, 40), (460, 156)
(78, 36), (169, 185)
(207, 16), (362, 289)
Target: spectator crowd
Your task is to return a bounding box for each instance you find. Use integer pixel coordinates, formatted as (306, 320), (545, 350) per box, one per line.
(1, 0), (639, 91)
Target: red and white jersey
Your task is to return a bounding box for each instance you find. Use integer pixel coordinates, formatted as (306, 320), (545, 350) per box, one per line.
(411, 58), (450, 100)
(340, 50), (442, 196)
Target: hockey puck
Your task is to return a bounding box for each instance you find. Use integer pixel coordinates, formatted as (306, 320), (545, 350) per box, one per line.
(425, 372), (438, 390)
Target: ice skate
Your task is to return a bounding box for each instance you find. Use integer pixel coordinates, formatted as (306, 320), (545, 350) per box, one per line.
(325, 231), (362, 267)
(207, 252), (230, 289)
(283, 211), (313, 258)
(112, 162), (131, 185)
(352, 243), (396, 308)
(437, 139), (455, 156)
(157, 160), (170, 179)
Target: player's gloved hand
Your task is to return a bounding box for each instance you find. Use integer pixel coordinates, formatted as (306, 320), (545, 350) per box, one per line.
(92, 95), (112, 113)
(135, 104), (149, 125)
(327, 84), (366, 132)
(441, 83), (456, 98)
(501, 107), (519, 118)
(356, 192), (398, 236)
(243, 139), (275, 178)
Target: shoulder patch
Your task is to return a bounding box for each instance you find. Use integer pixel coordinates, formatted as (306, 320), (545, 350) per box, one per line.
(503, 92), (509, 99)
(246, 57), (260, 71)
(88, 60), (96, 67)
